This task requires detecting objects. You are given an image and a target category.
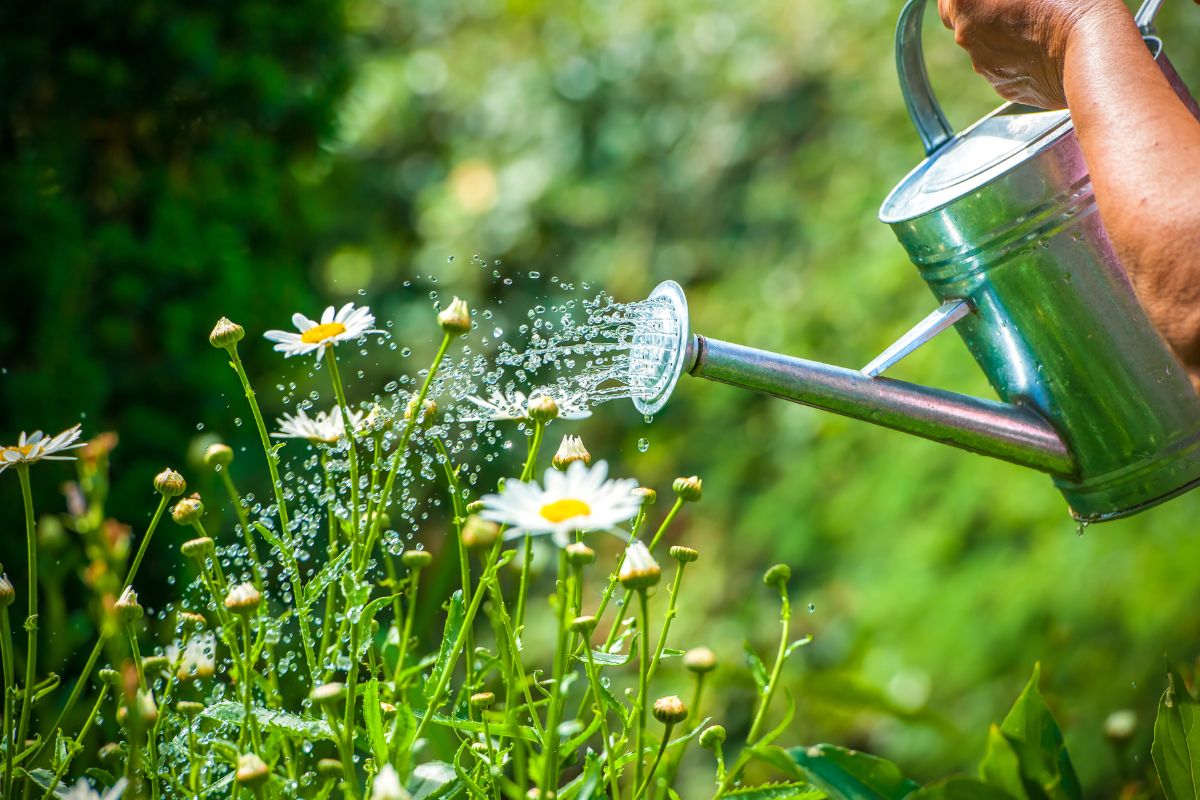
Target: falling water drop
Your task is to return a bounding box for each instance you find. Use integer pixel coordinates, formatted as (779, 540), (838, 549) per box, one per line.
(637, 438), (649, 453)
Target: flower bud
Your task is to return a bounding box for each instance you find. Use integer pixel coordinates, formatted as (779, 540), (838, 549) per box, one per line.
(618, 541), (660, 590)
(526, 791), (555, 800)
(178, 610), (208, 630)
(763, 563), (791, 589)
(652, 695), (688, 725)
(632, 487), (656, 505)
(0, 575), (14, 607)
(672, 476), (703, 502)
(527, 395), (558, 423)
(370, 764), (409, 800)
(310, 682), (347, 708)
(114, 587), (144, 624)
(209, 317), (245, 350)
(570, 615), (598, 635)
(180, 537), (216, 560)
(359, 403), (394, 435)
(465, 500), (485, 514)
(699, 725), (726, 749)
(405, 397), (438, 430)
(401, 549), (433, 570)
(141, 655), (170, 674)
(204, 443), (234, 468)
(118, 689), (157, 727)
(171, 494), (204, 526)
(470, 691), (495, 709)
(438, 297), (472, 336)
(98, 668), (122, 687)
(317, 758), (344, 778)
(235, 753), (270, 788)
(177, 700), (205, 718)
(683, 646), (717, 675)
(224, 582), (262, 615)
(552, 435), (591, 470)
(670, 545), (698, 564)
(154, 468), (187, 498)
(565, 542), (595, 567)
(461, 516), (500, 551)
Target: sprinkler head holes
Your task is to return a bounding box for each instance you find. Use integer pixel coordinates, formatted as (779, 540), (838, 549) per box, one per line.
(630, 280), (691, 416)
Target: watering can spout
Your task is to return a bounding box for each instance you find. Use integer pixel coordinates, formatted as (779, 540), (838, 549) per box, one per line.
(629, 280), (1075, 478)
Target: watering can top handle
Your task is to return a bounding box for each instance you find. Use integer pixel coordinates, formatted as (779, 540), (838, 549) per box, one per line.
(896, 0), (1167, 156)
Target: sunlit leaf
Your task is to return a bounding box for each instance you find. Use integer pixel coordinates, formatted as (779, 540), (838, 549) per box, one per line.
(786, 744), (919, 800)
(998, 664), (1080, 800)
(724, 782), (824, 800)
(425, 591), (465, 701)
(907, 778), (1016, 800)
(1152, 664), (1200, 800)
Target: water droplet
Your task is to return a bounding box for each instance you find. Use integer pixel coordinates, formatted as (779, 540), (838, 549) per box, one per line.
(807, 603), (816, 613)
(637, 438), (649, 452)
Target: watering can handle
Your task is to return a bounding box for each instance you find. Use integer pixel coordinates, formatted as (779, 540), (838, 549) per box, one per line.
(895, 0), (1169, 156)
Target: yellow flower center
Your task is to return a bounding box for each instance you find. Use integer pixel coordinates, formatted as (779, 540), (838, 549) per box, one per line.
(4, 444), (34, 459)
(300, 322), (347, 344)
(540, 498), (591, 523)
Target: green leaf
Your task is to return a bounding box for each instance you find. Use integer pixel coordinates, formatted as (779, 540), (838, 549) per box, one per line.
(786, 745), (919, 800)
(355, 593), (401, 659)
(362, 679), (389, 766)
(907, 778), (1017, 800)
(723, 781), (824, 799)
(745, 641), (770, 694)
(251, 522), (291, 560)
(978, 726), (1028, 799)
(1152, 666), (1200, 800)
(998, 664), (1081, 800)
(301, 549), (352, 609)
(594, 676), (629, 727)
(426, 591), (465, 700)
(200, 701), (334, 742)
(410, 761), (462, 800)
(583, 648), (634, 667)
(785, 635), (815, 659)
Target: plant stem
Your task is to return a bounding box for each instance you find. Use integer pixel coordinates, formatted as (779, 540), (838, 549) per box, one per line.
(1, 607), (15, 799)
(646, 562), (688, 684)
(31, 495), (169, 769)
(633, 589), (651, 798)
(37, 685), (107, 800)
(217, 470), (265, 590)
(633, 723), (674, 800)
(15, 465), (37, 763)
(324, 347), (362, 557)
(582, 644), (621, 799)
(540, 550), (572, 792)
(225, 343), (317, 680)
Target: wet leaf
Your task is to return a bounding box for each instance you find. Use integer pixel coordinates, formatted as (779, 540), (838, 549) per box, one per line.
(362, 679), (388, 766)
(786, 744), (919, 800)
(1152, 664), (1200, 800)
(724, 782), (824, 800)
(200, 701), (334, 742)
(425, 591), (465, 701)
(301, 549), (352, 609)
(998, 664), (1080, 800)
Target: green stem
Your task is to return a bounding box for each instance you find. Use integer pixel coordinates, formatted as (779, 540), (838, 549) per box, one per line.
(583, 642), (621, 800)
(434, 437), (473, 694)
(646, 562), (688, 684)
(30, 494), (168, 770)
(1, 609), (16, 799)
(218, 470), (265, 590)
(540, 550), (572, 792)
(15, 465), (37, 762)
(633, 589), (651, 798)
(514, 535), (534, 633)
(392, 572), (421, 690)
(340, 623), (363, 800)
(38, 685), (107, 800)
(633, 724), (674, 800)
(226, 343), (317, 680)
(324, 347), (362, 559)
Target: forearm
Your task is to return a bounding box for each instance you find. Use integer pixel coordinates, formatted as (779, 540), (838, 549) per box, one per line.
(1064, 10), (1200, 368)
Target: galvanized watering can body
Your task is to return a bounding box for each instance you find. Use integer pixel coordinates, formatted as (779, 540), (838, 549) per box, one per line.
(878, 0), (1200, 520)
(632, 0), (1200, 521)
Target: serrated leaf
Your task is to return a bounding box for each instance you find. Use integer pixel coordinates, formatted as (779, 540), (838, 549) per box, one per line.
(355, 594), (401, 659)
(745, 641), (770, 694)
(251, 522), (291, 560)
(1152, 665), (1200, 800)
(363, 679), (388, 766)
(426, 591), (465, 700)
(786, 744), (919, 800)
(998, 664), (1080, 800)
(978, 725), (1027, 798)
(724, 782), (824, 800)
(200, 701), (334, 742)
(583, 648), (634, 667)
(907, 778), (1016, 800)
(301, 549), (352, 609)
(594, 676), (629, 727)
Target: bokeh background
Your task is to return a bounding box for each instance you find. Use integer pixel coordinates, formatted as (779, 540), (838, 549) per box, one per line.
(3, 0), (1200, 793)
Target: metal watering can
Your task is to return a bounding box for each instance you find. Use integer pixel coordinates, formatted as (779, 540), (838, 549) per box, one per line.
(628, 0), (1200, 521)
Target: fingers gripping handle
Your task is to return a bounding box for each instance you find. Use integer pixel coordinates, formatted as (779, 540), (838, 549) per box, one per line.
(896, 0), (954, 156)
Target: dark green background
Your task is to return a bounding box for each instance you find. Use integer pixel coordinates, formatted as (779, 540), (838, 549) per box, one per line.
(3, 0), (1200, 793)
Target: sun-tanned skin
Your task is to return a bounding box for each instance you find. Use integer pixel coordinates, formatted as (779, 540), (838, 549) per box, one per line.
(937, 0), (1200, 380)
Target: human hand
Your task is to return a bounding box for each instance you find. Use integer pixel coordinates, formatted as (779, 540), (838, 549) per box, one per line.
(937, 0), (1131, 109)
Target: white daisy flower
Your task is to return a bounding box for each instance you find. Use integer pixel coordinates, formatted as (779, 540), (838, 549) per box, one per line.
(62, 777), (127, 800)
(263, 303), (382, 360)
(480, 460), (640, 547)
(460, 389), (591, 422)
(0, 424), (85, 474)
(369, 765), (408, 800)
(272, 406), (363, 444)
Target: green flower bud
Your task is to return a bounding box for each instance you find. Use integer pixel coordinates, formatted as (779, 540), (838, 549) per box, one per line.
(672, 475), (703, 502)
(699, 725), (726, 749)
(114, 587), (144, 624)
(438, 297), (472, 336)
(401, 549), (433, 570)
(470, 691), (495, 709)
(224, 582), (262, 615)
(527, 395), (559, 423)
(461, 515), (500, 551)
(570, 615), (598, 635)
(763, 563), (791, 589)
(618, 541), (660, 590)
(565, 542), (595, 567)
(177, 700), (205, 718)
(683, 647), (717, 674)
(632, 487), (656, 505)
(669, 545), (698, 563)
(465, 500), (485, 514)
(310, 682), (347, 708)
(171, 494), (204, 526)
(204, 443), (234, 468)
(652, 695), (688, 725)
(235, 753), (270, 787)
(209, 317), (245, 350)
(317, 758), (344, 778)
(0, 575), (14, 607)
(154, 468), (187, 498)
(180, 537), (216, 560)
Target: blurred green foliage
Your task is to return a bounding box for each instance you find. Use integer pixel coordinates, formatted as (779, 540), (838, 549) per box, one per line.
(3, 0), (1200, 794)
